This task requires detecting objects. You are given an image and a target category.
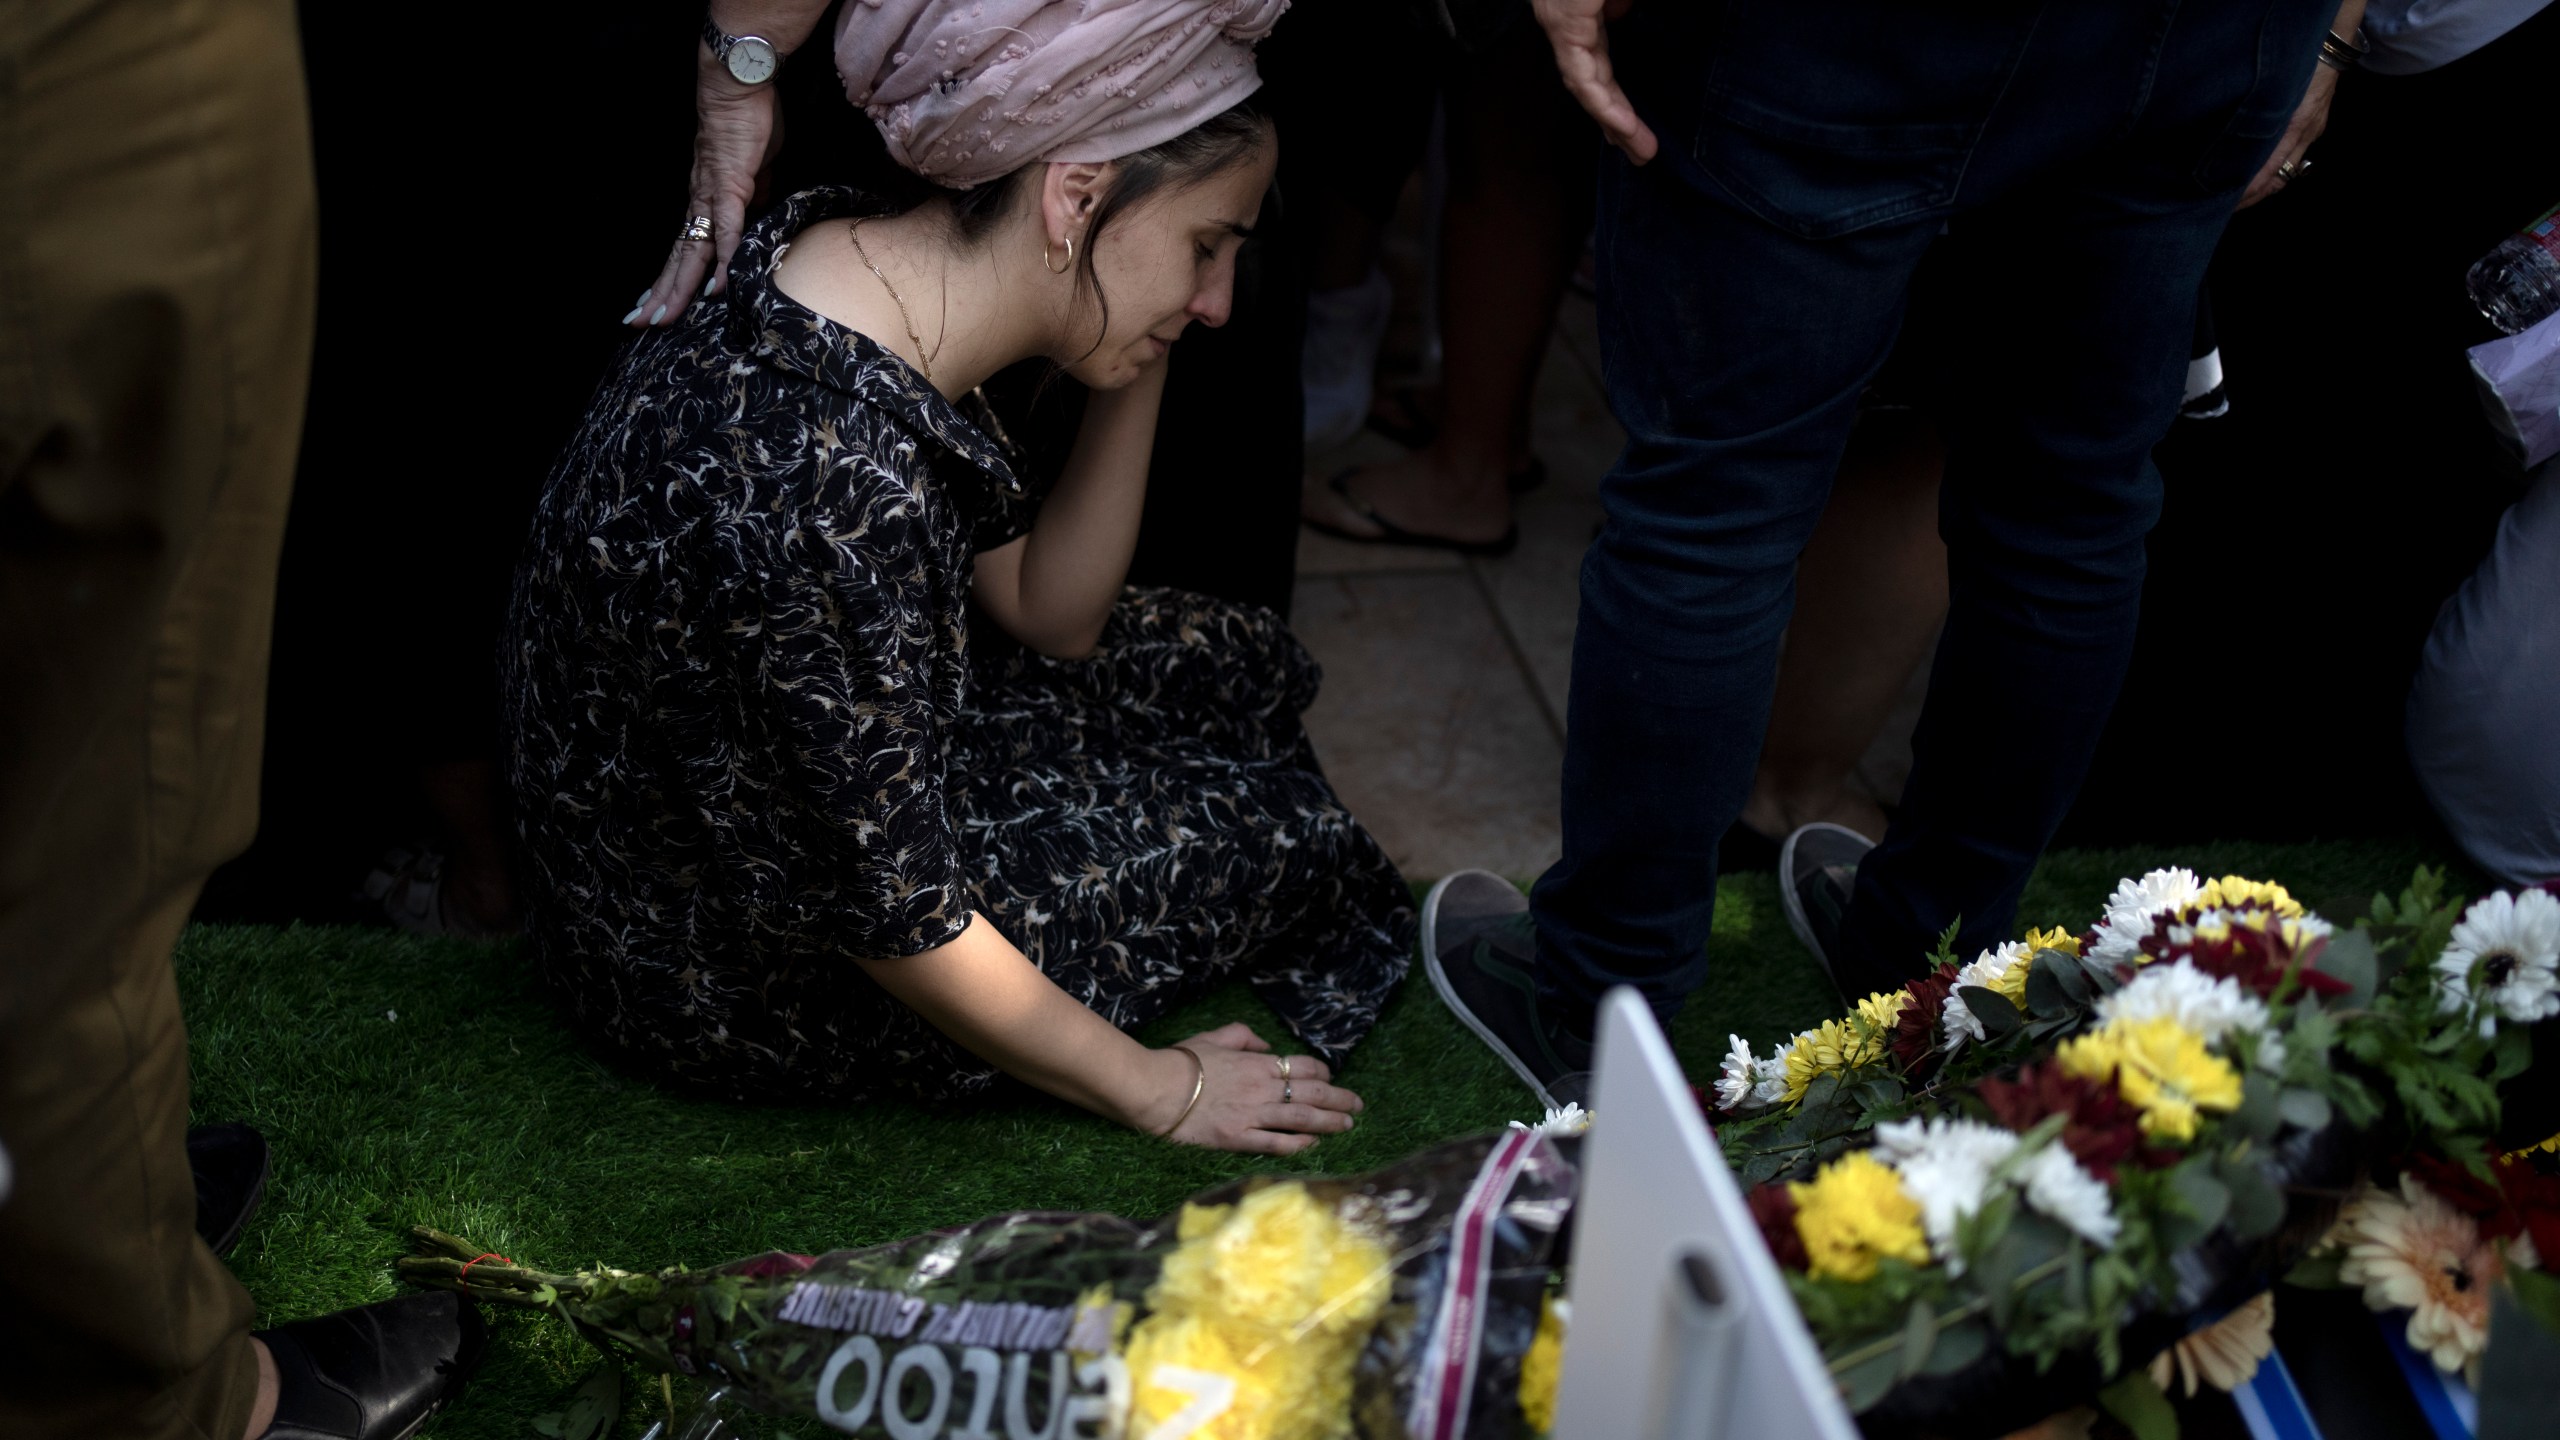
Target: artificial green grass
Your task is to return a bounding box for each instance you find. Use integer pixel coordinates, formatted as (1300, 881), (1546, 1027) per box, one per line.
(181, 838), (2477, 1437)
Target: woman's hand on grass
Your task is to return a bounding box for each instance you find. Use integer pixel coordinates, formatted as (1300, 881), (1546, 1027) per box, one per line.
(1145, 1022), (1364, 1155)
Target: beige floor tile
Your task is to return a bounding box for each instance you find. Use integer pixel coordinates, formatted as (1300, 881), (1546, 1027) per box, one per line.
(1292, 572), (1562, 883)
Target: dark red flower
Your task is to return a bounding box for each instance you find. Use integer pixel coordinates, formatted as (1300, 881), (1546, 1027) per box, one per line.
(1977, 1060), (2163, 1182)
(2409, 1150), (2560, 1258)
(1748, 1181), (1809, 1271)
(1891, 968), (1957, 1073)
(2140, 909), (2348, 998)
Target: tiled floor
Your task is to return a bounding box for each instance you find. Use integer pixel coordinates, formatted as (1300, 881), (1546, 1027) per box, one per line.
(1292, 291), (1931, 885)
(1291, 292), (1618, 883)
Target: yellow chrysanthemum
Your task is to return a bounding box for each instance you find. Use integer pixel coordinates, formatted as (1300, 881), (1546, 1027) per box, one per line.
(1789, 1151), (1929, 1283)
(1781, 1011), (1891, 1104)
(1122, 1183), (1394, 1440)
(2058, 1016), (2243, 1142)
(1517, 1294), (1566, 1435)
(2193, 875), (2303, 918)
(1854, 989), (1911, 1036)
(2024, 926), (2083, 959)
(1993, 951), (2034, 1007)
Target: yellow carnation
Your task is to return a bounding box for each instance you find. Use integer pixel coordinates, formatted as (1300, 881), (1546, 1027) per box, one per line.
(2058, 1016), (2243, 1142)
(2194, 875), (2303, 918)
(1788, 1151), (1929, 1283)
(1517, 1294), (1566, 1435)
(1122, 1182), (1394, 1440)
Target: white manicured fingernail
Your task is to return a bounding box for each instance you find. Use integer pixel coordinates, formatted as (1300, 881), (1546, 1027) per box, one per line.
(636, 289), (651, 307)
(620, 305), (646, 325)
(702, 275), (718, 297)
(649, 305), (668, 325)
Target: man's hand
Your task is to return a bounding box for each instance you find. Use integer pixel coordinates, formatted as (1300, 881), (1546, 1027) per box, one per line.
(1533, 0), (1657, 164)
(632, 61), (780, 326)
(2238, 63), (2336, 210)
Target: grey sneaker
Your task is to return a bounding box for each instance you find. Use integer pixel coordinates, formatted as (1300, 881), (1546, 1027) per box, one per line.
(1422, 871), (1592, 1111)
(1778, 822), (1876, 996)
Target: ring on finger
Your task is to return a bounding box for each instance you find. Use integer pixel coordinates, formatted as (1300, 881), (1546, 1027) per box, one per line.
(1282, 1080), (1294, 1105)
(680, 214), (715, 243)
(1275, 1055), (1292, 1080)
(2274, 158), (2305, 183)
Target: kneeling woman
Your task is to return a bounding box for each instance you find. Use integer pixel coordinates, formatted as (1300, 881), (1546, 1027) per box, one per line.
(504, 2), (1411, 1153)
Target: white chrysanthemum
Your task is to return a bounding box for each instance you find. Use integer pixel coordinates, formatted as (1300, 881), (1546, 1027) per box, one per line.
(2434, 890), (2560, 1035)
(1751, 1053), (1789, 1108)
(2017, 1143), (2120, 1247)
(2089, 867), (2204, 967)
(1875, 1117), (2018, 1274)
(1508, 1101), (1592, 1137)
(2097, 958), (2285, 1069)
(1714, 1035), (1761, 1112)
(1939, 941), (2031, 1051)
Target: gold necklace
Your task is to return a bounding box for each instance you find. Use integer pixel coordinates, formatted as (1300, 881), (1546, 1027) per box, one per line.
(846, 217), (937, 383)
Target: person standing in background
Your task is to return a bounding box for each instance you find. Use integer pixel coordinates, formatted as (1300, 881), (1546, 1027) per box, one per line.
(0, 3), (481, 1438)
(1426, 0), (2351, 1107)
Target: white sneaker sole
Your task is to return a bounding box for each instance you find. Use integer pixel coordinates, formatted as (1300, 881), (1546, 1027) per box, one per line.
(1776, 821), (1875, 979)
(1419, 871), (1562, 1110)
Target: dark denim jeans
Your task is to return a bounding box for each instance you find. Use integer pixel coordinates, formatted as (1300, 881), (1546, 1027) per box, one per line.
(1531, 0), (2334, 1020)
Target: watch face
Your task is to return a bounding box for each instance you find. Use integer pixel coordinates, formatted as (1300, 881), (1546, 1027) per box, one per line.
(726, 36), (778, 85)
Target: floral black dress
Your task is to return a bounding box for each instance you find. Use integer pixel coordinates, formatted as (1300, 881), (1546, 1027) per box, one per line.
(503, 188), (1414, 1103)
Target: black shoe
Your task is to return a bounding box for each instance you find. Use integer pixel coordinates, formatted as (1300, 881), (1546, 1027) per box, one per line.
(256, 1292), (487, 1440)
(1779, 822), (1875, 999)
(188, 1122), (270, 1260)
(1421, 870), (1593, 1111)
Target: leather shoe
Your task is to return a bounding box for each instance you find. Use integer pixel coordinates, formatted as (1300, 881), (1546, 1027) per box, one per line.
(187, 1122), (270, 1259)
(255, 1291), (486, 1439)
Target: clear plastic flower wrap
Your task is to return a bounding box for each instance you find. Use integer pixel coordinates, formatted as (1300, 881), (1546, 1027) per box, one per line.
(402, 1131), (1576, 1440)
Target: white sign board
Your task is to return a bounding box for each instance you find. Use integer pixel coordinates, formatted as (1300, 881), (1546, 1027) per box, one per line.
(1553, 989), (1860, 1440)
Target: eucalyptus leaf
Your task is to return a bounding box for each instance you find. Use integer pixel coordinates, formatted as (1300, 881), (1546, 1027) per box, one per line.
(2284, 1249), (2347, 1290)
(2220, 1155), (2285, 1241)
(2278, 1087), (2334, 1132)
(2098, 1370), (2180, 1440)
(1960, 985), (2023, 1038)
(1897, 1298), (1938, 1380)
(529, 1416), (565, 1439)
(2233, 1072), (2283, 1141)
(2026, 957), (2075, 1019)
(1920, 1321), (1990, 1377)
(2163, 1163), (2231, 1250)
(2315, 928), (2381, 1007)
(1799, 1072), (1844, 1113)
(1837, 1348), (1904, 1413)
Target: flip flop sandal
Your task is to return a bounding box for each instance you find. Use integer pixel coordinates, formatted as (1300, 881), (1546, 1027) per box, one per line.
(1302, 469), (1520, 558)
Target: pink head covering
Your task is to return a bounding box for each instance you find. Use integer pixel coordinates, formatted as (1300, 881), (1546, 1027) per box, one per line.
(836, 0), (1287, 190)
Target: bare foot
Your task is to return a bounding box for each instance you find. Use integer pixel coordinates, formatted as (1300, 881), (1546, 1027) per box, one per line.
(1301, 449), (1513, 548)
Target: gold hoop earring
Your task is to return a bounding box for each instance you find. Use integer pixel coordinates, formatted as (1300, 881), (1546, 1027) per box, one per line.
(1044, 235), (1075, 275)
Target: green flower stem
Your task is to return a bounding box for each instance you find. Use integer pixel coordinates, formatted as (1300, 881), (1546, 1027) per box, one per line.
(1823, 1254), (2071, 1376)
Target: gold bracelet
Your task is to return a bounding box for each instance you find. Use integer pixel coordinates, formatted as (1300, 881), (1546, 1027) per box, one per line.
(1157, 1044), (1207, 1139)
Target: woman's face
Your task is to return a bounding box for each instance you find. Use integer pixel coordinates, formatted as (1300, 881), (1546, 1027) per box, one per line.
(1060, 137), (1278, 390)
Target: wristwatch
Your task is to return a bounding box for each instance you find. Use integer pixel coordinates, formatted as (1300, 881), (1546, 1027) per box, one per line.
(702, 16), (782, 86)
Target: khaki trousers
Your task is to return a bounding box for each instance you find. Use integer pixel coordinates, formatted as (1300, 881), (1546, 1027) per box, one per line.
(0, 2), (315, 1436)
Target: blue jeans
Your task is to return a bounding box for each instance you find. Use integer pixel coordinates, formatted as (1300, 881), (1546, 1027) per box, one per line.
(1531, 0), (2333, 1018)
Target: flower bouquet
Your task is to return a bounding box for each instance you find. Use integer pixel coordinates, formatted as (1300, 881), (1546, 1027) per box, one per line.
(1701, 868), (2555, 1436)
(401, 1131), (1576, 1440)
